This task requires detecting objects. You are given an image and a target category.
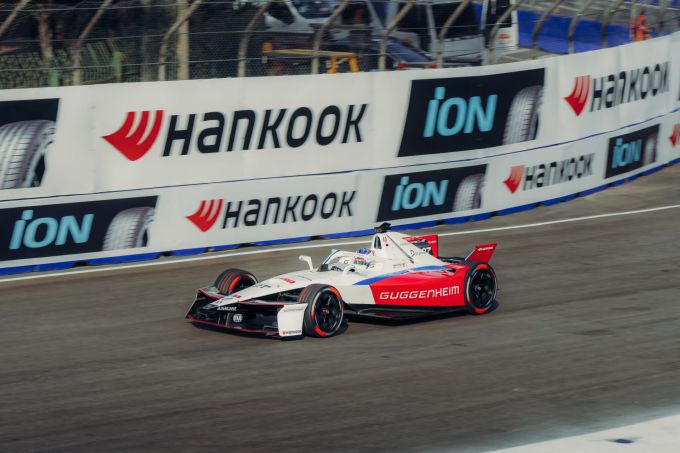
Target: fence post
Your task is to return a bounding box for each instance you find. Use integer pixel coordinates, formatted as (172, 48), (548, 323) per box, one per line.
(567, 0), (595, 54)
(601, 0), (626, 48)
(177, 0), (190, 80)
(312, 0), (350, 75)
(72, 0), (114, 85)
(488, 0), (525, 65)
(379, 0), (415, 71)
(0, 0), (31, 39)
(238, 0), (273, 78)
(158, 0), (204, 81)
(435, 0), (472, 68)
(531, 0), (565, 58)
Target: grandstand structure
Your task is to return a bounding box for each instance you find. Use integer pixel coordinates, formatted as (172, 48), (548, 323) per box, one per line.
(0, 0), (678, 88)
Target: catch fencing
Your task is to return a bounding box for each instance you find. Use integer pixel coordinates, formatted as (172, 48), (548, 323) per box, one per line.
(1, 0), (679, 89)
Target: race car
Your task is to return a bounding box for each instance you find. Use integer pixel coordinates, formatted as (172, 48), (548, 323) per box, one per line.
(186, 223), (498, 339)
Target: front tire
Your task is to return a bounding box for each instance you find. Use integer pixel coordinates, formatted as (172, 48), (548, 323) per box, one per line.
(464, 262), (497, 315)
(214, 268), (257, 295)
(299, 284), (344, 338)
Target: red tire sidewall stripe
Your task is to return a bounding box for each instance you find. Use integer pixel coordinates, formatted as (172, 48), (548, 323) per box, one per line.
(228, 276), (241, 294)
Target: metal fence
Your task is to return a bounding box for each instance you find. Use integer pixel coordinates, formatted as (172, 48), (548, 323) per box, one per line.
(0, 0), (678, 89)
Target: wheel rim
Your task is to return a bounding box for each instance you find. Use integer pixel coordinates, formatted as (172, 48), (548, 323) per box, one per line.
(314, 291), (342, 334)
(470, 269), (496, 310)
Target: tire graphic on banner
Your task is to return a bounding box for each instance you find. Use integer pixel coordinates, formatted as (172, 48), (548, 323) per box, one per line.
(102, 207), (155, 250)
(453, 174), (484, 211)
(503, 86), (543, 145)
(0, 121), (55, 189)
(0, 99), (60, 190)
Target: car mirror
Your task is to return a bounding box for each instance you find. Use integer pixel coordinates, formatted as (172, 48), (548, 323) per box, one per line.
(299, 255), (314, 271)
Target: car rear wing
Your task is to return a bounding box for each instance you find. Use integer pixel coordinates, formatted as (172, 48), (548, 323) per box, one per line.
(465, 243), (497, 263)
(404, 234), (439, 258)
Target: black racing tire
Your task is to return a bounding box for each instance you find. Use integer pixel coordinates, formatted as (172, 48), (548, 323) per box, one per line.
(102, 207), (155, 250)
(214, 268), (257, 295)
(299, 284), (344, 338)
(503, 85), (542, 145)
(453, 174), (484, 211)
(463, 261), (497, 315)
(0, 120), (55, 189)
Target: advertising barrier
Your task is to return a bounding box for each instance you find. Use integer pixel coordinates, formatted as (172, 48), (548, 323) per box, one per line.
(1, 34), (679, 273)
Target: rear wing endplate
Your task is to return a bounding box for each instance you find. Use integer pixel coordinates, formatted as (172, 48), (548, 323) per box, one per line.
(466, 243), (497, 263)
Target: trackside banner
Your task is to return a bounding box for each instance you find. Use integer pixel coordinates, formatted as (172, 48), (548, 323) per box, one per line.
(0, 34), (679, 270)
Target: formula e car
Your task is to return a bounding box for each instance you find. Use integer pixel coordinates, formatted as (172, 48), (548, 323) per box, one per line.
(186, 223), (498, 339)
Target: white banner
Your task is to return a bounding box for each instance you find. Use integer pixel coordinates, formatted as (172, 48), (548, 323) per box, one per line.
(1, 35), (679, 271)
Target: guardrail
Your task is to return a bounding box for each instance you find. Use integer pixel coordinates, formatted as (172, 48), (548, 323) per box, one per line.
(0, 33), (678, 274)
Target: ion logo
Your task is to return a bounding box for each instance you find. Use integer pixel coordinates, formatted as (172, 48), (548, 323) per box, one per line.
(10, 210), (93, 250)
(377, 165), (487, 221)
(423, 87), (496, 138)
(605, 125), (658, 178)
(103, 110), (164, 161)
(0, 197), (157, 261)
(186, 191), (356, 232)
(398, 69), (544, 156)
(564, 63), (669, 116)
(503, 154), (594, 193)
(391, 177), (448, 211)
(186, 199), (224, 232)
(103, 104), (367, 161)
(670, 124), (680, 147)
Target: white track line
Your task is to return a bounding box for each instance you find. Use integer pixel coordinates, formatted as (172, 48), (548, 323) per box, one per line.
(1, 203), (679, 284)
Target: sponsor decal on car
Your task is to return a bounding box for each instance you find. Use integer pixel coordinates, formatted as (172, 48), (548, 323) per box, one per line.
(281, 330), (302, 336)
(379, 286), (460, 300)
(605, 125), (659, 178)
(377, 165), (487, 221)
(0, 197), (157, 261)
(103, 104), (367, 161)
(564, 62), (669, 116)
(217, 305), (238, 311)
(398, 69), (544, 156)
(503, 153), (595, 194)
(0, 99), (60, 190)
(186, 191), (356, 232)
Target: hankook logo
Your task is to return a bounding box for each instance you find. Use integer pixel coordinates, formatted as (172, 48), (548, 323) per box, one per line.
(670, 124), (680, 147)
(564, 62), (670, 116)
(503, 154), (595, 194)
(103, 104), (367, 161)
(186, 192), (356, 232)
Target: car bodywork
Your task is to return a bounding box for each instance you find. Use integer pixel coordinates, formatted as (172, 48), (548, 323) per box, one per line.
(186, 227), (497, 338)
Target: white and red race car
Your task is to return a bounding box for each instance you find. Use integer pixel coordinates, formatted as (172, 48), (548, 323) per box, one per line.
(186, 223), (498, 339)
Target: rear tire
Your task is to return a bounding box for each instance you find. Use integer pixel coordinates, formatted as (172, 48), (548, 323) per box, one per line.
(214, 268), (257, 295)
(0, 120), (55, 189)
(299, 284), (344, 338)
(464, 262), (497, 315)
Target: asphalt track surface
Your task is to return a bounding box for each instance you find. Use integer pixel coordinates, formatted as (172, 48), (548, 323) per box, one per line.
(2, 166), (680, 453)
